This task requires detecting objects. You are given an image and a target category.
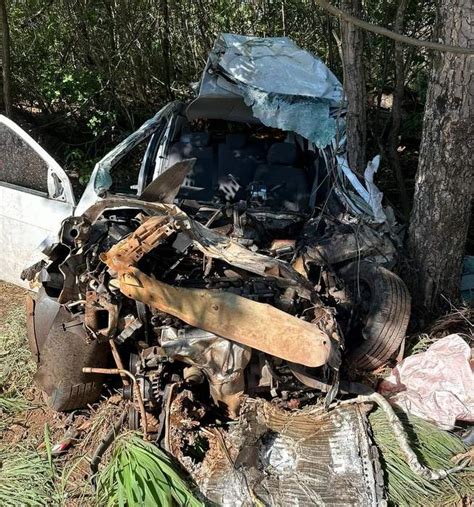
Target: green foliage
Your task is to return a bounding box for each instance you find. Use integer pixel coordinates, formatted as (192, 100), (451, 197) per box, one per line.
(5, 0), (433, 186)
(369, 408), (473, 506)
(97, 432), (205, 507)
(0, 444), (56, 506)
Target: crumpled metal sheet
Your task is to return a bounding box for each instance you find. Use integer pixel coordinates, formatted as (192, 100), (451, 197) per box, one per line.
(85, 197), (315, 299)
(242, 88), (339, 149)
(210, 34), (343, 103)
(194, 34), (344, 148)
(161, 327), (251, 417)
(336, 155), (387, 223)
(194, 399), (383, 506)
(98, 201), (338, 369)
(196, 34), (390, 221)
(379, 334), (474, 430)
(303, 222), (396, 266)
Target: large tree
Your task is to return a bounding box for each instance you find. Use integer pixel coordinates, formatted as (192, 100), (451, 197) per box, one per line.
(340, 0), (367, 174)
(407, 0), (473, 310)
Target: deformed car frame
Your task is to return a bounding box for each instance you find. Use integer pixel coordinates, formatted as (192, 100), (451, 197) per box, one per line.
(0, 34), (411, 503)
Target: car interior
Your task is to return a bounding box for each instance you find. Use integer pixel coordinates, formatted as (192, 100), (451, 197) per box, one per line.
(160, 118), (320, 214)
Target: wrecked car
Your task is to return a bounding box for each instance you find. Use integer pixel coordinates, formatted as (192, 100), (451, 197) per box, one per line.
(0, 34), (411, 503)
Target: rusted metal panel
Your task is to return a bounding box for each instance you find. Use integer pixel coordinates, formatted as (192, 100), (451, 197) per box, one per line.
(84, 291), (119, 342)
(100, 210), (338, 368)
(116, 268), (335, 368)
(90, 198), (315, 299)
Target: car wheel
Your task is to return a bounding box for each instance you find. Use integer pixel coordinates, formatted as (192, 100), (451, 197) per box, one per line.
(339, 261), (411, 370)
(32, 305), (109, 411)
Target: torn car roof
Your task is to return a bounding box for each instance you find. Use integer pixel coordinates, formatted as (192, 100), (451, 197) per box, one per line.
(187, 33), (345, 148)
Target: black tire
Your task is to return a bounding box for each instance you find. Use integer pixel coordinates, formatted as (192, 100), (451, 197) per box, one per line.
(33, 306), (109, 411)
(339, 261), (411, 370)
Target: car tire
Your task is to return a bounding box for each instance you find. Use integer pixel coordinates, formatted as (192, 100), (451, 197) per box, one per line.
(339, 261), (411, 370)
(33, 306), (109, 411)
(43, 382), (105, 412)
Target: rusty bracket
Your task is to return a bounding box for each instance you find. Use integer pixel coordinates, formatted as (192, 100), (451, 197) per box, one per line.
(118, 269), (333, 368)
(100, 215), (176, 273)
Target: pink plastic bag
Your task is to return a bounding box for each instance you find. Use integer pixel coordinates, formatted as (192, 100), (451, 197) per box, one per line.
(379, 334), (474, 429)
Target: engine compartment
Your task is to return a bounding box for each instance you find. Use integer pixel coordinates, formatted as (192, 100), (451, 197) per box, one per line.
(39, 200), (345, 419)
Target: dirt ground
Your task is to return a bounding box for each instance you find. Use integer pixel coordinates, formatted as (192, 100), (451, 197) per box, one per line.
(0, 281), (28, 329)
(0, 282), (59, 444)
(1, 280), (472, 506)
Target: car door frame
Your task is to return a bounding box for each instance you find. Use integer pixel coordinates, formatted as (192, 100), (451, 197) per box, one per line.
(75, 101), (182, 216)
(0, 115), (76, 287)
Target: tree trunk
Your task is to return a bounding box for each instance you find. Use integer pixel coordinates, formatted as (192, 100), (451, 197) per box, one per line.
(160, 0), (173, 101)
(386, 0), (410, 219)
(340, 0), (367, 174)
(0, 0), (12, 116)
(407, 0), (473, 311)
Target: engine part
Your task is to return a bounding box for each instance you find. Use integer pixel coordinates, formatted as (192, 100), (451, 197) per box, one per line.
(175, 399), (384, 506)
(84, 291), (119, 342)
(160, 327), (251, 417)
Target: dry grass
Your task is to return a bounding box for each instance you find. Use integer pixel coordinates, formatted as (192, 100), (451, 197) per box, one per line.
(0, 306), (36, 431)
(407, 304), (473, 355)
(1, 283), (472, 506)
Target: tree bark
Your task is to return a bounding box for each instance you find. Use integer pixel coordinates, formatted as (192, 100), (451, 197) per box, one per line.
(0, 0), (12, 116)
(340, 0), (367, 174)
(160, 0), (173, 101)
(386, 0), (410, 218)
(407, 0), (473, 311)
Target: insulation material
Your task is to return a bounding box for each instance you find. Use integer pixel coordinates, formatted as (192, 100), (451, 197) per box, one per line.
(337, 154), (387, 223)
(379, 334), (474, 430)
(193, 399), (383, 506)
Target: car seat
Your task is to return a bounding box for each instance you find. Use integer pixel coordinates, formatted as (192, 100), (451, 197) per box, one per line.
(253, 142), (309, 212)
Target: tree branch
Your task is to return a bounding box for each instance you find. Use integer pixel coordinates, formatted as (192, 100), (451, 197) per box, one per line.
(313, 0), (474, 55)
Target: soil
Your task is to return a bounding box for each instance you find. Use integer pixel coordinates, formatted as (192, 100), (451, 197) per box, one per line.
(0, 282), (135, 505)
(0, 281), (28, 331)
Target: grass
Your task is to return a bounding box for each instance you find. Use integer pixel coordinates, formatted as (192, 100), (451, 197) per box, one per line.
(0, 426), (57, 506)
(0, 287), (472, 506)
(369, 408), (473, 506)
(0, 307), (35, 414)
(97, 432), (205, 507)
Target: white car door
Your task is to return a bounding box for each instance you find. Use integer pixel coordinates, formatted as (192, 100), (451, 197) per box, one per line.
(0, 115), (75, 287)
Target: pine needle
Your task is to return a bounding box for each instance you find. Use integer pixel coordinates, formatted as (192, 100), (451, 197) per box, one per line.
(369, 408), (473, 506)
(97, 432), (205, 507)
(0, 445), (56, 506)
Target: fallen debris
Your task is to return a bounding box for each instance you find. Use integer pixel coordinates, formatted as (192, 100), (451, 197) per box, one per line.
(369, 409), (473, 506)
(379, 334), (474, 430)
(173, 398), (385, 506)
